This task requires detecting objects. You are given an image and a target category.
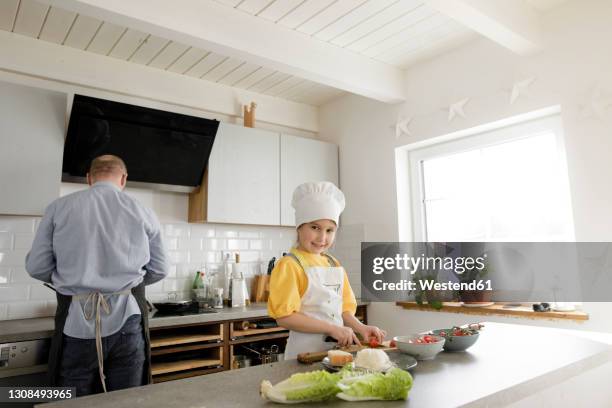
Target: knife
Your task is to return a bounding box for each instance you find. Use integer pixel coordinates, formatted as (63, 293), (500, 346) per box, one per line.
(266, 257), (276, 275)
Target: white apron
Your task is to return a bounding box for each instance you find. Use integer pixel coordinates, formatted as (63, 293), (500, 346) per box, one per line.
(283, 251), (345, 360)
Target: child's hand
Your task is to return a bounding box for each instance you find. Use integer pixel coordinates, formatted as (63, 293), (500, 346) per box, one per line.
(356, 325), (387, 344)
(329, 326), (361, 347)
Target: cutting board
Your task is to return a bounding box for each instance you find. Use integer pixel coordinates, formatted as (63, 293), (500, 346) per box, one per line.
(297, 340), (396, 364)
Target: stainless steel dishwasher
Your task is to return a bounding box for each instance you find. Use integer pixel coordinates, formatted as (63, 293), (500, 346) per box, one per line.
(0, 338), (50, 408)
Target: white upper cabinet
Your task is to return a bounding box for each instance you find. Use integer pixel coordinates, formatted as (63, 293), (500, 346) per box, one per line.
(206, 122), (280, 225)
(0, 81), (65, 216)
(280, 134), (339, 226)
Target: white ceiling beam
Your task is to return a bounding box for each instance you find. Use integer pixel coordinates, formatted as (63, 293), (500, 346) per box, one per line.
(43, 0), (405, 103)
(424, 0), (543, 55)
(0, 31), (318, 132)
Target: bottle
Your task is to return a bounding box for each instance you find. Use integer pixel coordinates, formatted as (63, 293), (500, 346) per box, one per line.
(192, 270), (204, 289)
(223, 253), (233, 306)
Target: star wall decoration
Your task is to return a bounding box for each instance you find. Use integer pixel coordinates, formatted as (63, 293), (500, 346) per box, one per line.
(395, 116), (413, 139)
(448, 98), (470, 122)
(510, 77), (536, 104)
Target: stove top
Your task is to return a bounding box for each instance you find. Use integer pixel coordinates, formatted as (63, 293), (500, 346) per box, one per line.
(149, 302), (220, 318)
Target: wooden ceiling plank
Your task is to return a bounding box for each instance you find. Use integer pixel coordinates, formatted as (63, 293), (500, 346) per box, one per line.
(232, 66), (275, 89)
(48, 0), (405, 102)
(185, 52), (225, 78)
(264, 76), (303, 96)
(314, 0), (396, 42)
(237, 0), (275, 15)
(277, 0), (336, 30)
(296, 0), (366, 36)
(202, 57), (244, 82)
(248, 71), (290, 93)
(38, 7), (77, 44)
(86, 21), (124, 54)
(0, 0), (20, 32)
(63, 14), (101, 50)
(166, 47), (208, 74)
(109, 28), (148, 60)
(130, 35), (169, 64)
(346, 4), (434, 52)
(257, 0), (304, 22)
(13, 0), (49, 38)
(361, 12), (447, 58)
(217, 62), (260, 86)
(148, 41), (190, 69)
(331, 0), (424, 47)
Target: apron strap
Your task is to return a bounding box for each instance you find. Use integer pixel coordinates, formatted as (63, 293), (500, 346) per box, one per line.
(286, 248), (339, 269)
(72, 289), (131, 393)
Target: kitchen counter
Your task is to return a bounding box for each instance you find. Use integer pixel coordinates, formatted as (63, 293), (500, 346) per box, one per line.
(0, 301), (370, 343)
(37, 322), (612, 408)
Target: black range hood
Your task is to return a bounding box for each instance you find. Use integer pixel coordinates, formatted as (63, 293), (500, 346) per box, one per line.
(62, 95), (219, 193)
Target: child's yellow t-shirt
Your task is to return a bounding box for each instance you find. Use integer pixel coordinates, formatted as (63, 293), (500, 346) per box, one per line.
(267, 248), (357, 319)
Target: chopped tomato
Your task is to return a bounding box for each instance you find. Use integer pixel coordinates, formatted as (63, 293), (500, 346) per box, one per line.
(368, 338), (380, 348)
(390, 339), (397, 348)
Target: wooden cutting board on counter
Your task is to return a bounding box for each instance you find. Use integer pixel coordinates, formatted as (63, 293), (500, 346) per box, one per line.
(297, 340), (396, 364)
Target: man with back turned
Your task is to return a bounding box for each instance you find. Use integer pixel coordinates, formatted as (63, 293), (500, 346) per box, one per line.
(26, 154), (168, 396)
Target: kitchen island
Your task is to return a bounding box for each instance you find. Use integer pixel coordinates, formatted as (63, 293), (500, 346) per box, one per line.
(38, 322), (612, 408)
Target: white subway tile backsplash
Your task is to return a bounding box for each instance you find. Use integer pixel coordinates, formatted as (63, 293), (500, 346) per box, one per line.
(227, 239), (249, 251)
(8, 301), (52, 319)
(167, 250), (189, 264)
(164, 224), (190, 237)
(0, 214), (305, 320)
(204, 238), (226, 250)
(9, 267), (37, 284)
(13, 234), (34, 250)
(249, 239), (265, 250)
(30, 283), (57, 300)
(238, 251), (261, 263)
(190, 225), (215, 238)
(0, 267), (9, 284)
(165, 237), (178, 250)
(0, 233), (13, 249)
(0, 217), (35, 233)
(0, 250), (28, 267)
(0, 284), (30, 301)
(238, 229), (261, 239)
(215, 226), (239, 238)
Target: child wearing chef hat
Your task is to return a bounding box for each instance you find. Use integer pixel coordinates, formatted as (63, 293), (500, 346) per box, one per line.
(268, 181), (386, 359)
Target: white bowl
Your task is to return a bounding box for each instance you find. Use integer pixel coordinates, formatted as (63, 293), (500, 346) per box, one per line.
(393, 334), (445, 360)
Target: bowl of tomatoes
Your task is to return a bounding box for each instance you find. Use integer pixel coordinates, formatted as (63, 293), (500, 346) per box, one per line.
(392, 334), (445, 360)
(430, 324), (483, 352)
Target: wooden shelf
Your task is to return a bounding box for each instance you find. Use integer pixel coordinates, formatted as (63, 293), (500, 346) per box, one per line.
(151, 358), (222, 376)
(230, 332), (289, 345)
(395, 301), (589, 321)
(151, 333), (222, 348)
(231, 327), (287, 338)
(151, 341), (222, 356)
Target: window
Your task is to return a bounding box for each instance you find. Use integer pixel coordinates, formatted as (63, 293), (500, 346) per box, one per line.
(408, 114), (575, 242)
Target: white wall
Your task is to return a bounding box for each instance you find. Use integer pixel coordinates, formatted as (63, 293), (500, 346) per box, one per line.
(319, 0), (612, 332)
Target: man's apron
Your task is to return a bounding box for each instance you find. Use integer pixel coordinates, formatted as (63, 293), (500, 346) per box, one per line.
(47, 281), (152, 390)
(283, 250), (345, 360)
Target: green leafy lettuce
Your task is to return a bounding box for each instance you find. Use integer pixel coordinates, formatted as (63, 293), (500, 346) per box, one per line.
(336, 367), (413, 401)
(260, 370), (340, 403)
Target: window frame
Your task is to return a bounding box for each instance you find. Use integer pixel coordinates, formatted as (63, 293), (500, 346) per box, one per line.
(407, 114), (574, 242)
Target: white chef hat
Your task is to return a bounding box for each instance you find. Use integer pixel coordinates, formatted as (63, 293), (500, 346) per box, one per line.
(292, 181), (345, 228)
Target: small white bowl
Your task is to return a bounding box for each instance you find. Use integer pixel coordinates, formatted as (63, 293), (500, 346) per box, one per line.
(393, 334), (445, 360)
